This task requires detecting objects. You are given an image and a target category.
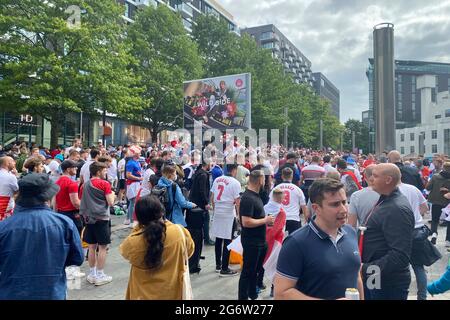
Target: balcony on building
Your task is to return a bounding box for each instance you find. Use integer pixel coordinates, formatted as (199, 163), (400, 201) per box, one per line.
(135, 0), (158, 8)
(260, 31), (280, 43)
(173, 1), (193, 18)
(182, 17), (193, 32)
(262, 41), (279, 51)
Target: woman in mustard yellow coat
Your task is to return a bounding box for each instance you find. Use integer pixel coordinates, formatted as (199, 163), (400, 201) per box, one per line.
(120, 195), (194, 300)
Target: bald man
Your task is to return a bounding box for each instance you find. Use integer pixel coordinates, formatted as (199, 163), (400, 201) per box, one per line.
(361, 163), (415, 300)
(0, 156), (19, 221)
(388, 150), (423, 190)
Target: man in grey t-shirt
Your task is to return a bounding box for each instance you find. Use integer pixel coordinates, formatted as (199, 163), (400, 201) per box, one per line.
(348, 165), (380, 228)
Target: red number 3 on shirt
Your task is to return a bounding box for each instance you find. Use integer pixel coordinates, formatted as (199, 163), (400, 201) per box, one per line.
(282, 190), (290, 206)
(217, 184), (225, 201)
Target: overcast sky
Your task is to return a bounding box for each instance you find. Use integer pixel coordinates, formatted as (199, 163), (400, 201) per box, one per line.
(220, 0), (450, 123)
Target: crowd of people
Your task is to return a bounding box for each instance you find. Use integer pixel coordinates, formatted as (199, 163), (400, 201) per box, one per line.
(0, 137), (450, 300)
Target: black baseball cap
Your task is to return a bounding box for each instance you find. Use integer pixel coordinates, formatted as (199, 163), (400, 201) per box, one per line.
(60, 160), (78, 172)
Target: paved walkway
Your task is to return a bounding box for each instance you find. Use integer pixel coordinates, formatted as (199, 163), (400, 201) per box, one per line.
(67, 214), (450, 300)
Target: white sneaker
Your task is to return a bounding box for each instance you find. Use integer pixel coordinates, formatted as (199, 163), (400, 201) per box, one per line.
(132, 221), (139, 228)
(87, 274), (97, 284)
(95, 274), (112, 286)
(445, 241), (450, 248)
(123, 219), (130, 225)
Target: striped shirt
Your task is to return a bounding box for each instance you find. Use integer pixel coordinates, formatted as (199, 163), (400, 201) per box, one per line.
(301, 163), (326, 181)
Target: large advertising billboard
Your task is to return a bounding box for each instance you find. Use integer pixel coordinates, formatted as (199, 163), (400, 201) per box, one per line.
(183, 73), (251, 131)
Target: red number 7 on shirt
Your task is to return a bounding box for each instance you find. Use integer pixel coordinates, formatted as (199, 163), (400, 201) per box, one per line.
(217, 184), (225, 201)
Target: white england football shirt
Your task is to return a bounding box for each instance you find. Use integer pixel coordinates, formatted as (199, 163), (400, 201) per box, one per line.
(211, 175), (241, 216)
(271, 182), (306, 222)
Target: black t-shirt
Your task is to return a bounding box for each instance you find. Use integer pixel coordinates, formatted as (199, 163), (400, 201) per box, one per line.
(239, 189), (266, 246)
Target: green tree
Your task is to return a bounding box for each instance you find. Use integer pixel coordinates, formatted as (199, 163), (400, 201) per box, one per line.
(192, 15), (239, 78)
(193, 15), (320, 145)
(0, 0), (142, 147)
(127, 5), (203, 142)
(343, 119), (369, 153)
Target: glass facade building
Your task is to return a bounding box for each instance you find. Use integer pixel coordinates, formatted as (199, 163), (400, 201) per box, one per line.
(312, 72), (340, 119)
(366, 59), (450, 153)
(0, 111), (152, 148)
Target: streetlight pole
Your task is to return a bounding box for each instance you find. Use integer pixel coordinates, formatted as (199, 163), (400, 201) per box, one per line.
(284, 107), (288, 147)
(352, 131), (356, 153)
(102, 108), (106, 147)
(319, 119), (323, 150)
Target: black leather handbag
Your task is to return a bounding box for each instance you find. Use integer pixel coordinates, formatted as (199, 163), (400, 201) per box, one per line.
(411, 225), (442, 266)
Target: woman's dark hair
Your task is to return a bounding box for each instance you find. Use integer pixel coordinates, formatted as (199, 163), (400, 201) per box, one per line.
(135, 195), (167, 270)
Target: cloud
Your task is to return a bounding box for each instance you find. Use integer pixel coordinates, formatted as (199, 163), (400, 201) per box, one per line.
(220, 0), (450, 123)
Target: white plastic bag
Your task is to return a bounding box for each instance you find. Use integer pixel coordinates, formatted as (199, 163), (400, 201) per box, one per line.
(441, 205), (450, 222)
(227, 235), (243, 255)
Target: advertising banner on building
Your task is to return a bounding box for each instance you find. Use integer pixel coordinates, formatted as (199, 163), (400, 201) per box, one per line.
(183, 73), (251, 131)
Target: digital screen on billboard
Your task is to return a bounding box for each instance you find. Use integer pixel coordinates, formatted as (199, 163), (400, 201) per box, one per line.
(183, 73), (251, 131)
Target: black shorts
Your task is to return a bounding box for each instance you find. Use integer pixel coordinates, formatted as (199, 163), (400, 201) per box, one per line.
(82, 220), (111, 245)
(118, 179), (126, 190)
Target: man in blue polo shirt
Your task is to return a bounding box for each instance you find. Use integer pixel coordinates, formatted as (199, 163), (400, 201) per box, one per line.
(274, 178), (363, 300)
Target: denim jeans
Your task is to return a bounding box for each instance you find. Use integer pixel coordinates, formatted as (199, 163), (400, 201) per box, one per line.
(127, 197), (136, 221)
(412, 264), (427, 300)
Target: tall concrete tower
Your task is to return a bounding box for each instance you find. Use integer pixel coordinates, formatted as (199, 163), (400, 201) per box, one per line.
(373, 23), (396, 154)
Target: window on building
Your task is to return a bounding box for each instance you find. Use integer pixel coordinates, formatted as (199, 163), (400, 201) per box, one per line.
(410, 146), (415, 154)
(125, 3), (130, 18)
(261, 42), (274, 49)
(432, 145), (438, 153)
(260, 32), (273, 41)
(446, 109), (450, 117)
(400, 134), (405, 142)
(401, 147), (405, 154)
(432, 130), (437, 139)
(445, 129), (450, 156)
(436, 114), (442, 119)
(410, 133), (414, 141)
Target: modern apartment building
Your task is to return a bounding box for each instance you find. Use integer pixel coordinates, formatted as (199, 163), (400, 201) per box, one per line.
(119, 0), (239, 35)
(312, 72), (340, 119)
(241, 24), (314, 87)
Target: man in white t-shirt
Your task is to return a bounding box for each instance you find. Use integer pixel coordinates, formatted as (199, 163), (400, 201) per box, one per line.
(398, 182), (429, 301)
(107, 151), (118, 191)
(271, 167), (309, 235)
(210, 164), (241, 277)
(0, 156), (19, 221)
(80, 149), (101, 185)
(64, 139), (82, 158)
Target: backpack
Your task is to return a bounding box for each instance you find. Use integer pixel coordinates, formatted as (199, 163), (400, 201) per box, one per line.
(151, 183), (177, 221)
(343, 174), (360, 199)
